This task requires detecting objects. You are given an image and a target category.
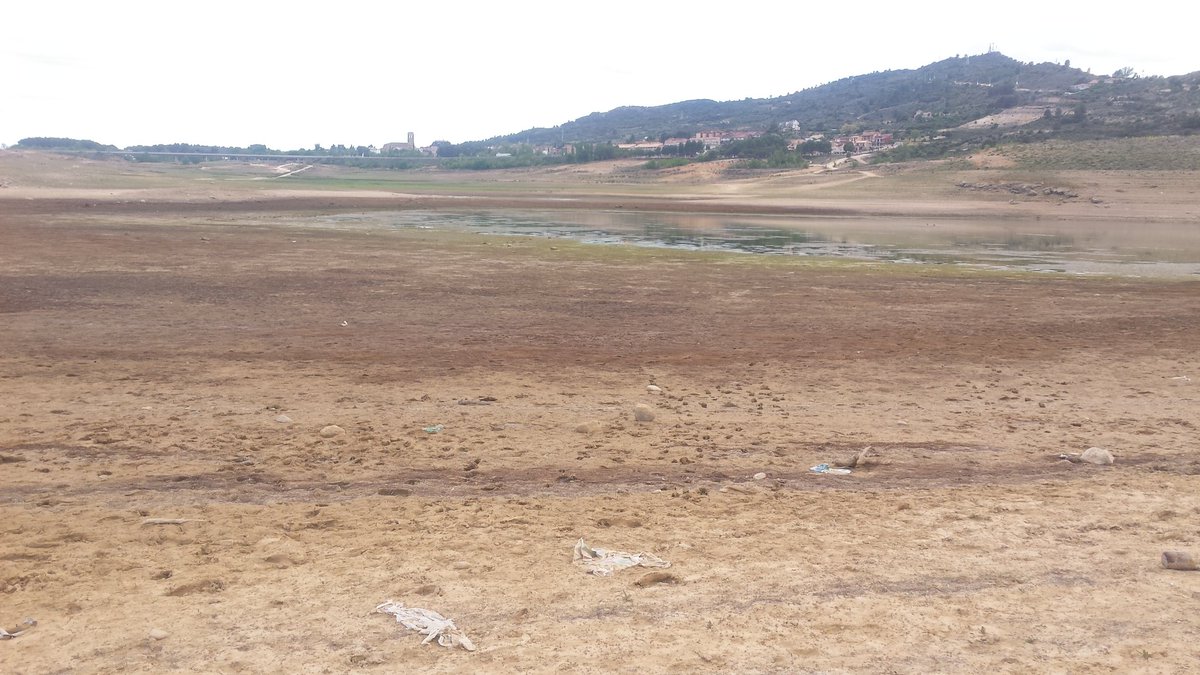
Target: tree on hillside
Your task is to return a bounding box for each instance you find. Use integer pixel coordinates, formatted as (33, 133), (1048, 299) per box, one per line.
(662, 140), (704, 156)
(567, 142), (618, 163)
(799, 139), (833, 154)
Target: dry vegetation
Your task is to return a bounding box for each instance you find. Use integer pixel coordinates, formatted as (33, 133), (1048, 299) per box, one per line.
(1001, 135), (1200, 171)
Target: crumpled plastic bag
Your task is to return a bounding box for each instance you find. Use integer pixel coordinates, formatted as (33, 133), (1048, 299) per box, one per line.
(0, 619), (36, 639)
(573, 538), (670, 576)
(375, 601), (475, 651)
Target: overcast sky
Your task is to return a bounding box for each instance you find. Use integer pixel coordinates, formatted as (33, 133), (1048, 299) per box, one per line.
(3, 1), (1196, 149)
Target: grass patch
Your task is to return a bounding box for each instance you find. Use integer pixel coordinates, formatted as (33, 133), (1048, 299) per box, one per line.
(1001, 136), (1200, 170)
(639, 158), (692, 170)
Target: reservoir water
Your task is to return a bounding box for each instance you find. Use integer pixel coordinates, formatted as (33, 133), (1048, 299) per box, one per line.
(309, 209), (1200, 278)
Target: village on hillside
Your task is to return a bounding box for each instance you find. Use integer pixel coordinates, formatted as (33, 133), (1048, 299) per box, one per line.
(613, 128), (894, 156)
(385, 125), (897, 160)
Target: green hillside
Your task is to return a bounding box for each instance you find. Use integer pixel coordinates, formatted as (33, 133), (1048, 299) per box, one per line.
(494, 52), (1200, 147)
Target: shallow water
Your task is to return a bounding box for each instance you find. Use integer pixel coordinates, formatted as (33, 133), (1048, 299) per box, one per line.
(312, 209), (1200, 278)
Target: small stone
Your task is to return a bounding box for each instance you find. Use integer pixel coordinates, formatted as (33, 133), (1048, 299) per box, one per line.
(1080, 447), (1114, 465)
(274, 414), (292, 424)
(633, 404), (655, 423)
(646, 385), (662, 393)
(319, 425), (344, 438)
(634, 571), (679, 587)
(452, 560), (470, 570)
(574, 421), (601, 434)
(753, 472), (767, 480)
(263, 553), (298, 567)
(1161, 551), (1199, 571)
(148, 628), (169, 641)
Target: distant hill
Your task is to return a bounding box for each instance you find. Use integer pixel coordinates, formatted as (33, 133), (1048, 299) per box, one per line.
(493, 52), (1200, 147)
(15, 137), (118, 152)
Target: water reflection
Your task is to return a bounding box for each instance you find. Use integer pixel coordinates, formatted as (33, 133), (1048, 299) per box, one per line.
(312, 209), (1200, 278)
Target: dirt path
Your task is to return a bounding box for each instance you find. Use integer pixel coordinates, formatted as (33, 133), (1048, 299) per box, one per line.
(799, 169), (878, 189)
(1, 183), (1199, 672)
(275, 164), (313, 178)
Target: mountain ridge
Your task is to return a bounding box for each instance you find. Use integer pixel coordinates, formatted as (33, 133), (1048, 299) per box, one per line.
(485, 51), (1199, 148)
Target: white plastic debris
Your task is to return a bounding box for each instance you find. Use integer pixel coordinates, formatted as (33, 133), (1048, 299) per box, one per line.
(573, 538), (670, 576)
(0, 619), (37, 639)
(810, 463), (852, 475)
(375, 602), (475, 651)
(1080, 447), (1114, 465)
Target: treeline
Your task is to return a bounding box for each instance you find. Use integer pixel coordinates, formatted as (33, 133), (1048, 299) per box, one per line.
(702, 133), (810, 168)
(661, 140), (705, 156)
(16, 137), (117, 151)
(16, 138), (420, 159)
(15, 133), (823, 172)
(441, 155), (562, 170)
(123, 142), (386, 157)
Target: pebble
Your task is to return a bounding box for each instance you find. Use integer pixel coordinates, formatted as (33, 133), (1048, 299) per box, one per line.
(633, 404), (655, 423)
(263, 553), (298, 568)
(319, 425), (344, 438)
(753, 472), (767, 480)
(646, 385), (662, 393)
(1162, 551), (1199, 571)
(574, 421), (602, 434)
(634, 571), (678, 587)
(1080, 446), (1114, 465)
(148, 628), (169, 641)
(452, 560), (470, 570)
(274, 414), (292, 424)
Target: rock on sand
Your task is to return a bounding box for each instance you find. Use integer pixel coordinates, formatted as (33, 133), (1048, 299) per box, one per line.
(633, 404), (655, 423)
(319, 425), (344, 439)
(1080, 447), (1114, 465)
